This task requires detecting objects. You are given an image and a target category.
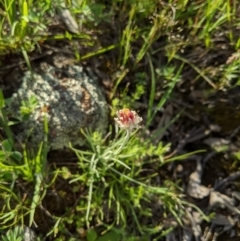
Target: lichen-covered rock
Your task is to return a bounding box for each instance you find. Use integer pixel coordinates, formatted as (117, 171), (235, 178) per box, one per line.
(23, 226), (37, 241)
(7, 55), (108, 150)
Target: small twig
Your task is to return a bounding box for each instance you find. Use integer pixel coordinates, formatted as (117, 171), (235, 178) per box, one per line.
(42, 44), (75, 55)
(229, 125), (240, 139)
(165, 127), (210, 159)
(214, 171), (240, 191)
(0, 50), (53, 71)
(202, 151), (217, 167)
(39, 203), (55, 220)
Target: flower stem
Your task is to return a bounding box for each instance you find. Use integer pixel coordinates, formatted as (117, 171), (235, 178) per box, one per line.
(114, 129), (131, 156)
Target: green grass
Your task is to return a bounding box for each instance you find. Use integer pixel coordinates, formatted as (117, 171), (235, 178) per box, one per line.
(0, 0), (239, 240)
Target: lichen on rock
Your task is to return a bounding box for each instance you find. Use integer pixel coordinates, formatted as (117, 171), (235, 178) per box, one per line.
(7, 56), (109, 150)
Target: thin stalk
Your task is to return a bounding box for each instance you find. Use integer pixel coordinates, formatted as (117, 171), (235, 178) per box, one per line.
(86, 154), (97, 227)
(114, 129), (130, 156)
(147, 53), (156, 125)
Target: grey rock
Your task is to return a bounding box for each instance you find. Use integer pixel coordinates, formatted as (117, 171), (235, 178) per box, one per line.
(57, 1), (80, 34)
(209, 191), (240, 214)
(23, 226), (37, 241)
(58, 7), (80, 34)
(187, 159), (210, 199)
(7, 56), (108, 149)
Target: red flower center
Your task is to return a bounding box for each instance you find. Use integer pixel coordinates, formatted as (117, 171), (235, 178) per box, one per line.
(119, 109), (134, 124)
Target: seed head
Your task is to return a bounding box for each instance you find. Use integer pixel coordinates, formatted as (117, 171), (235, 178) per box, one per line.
(114, 108), (142, 130)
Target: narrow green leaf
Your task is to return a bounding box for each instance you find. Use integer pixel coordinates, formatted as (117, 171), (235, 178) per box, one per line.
(0, 90), (5, 108)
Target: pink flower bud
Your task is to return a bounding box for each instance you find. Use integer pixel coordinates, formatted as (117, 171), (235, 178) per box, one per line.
(114, 108), (142, 130)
